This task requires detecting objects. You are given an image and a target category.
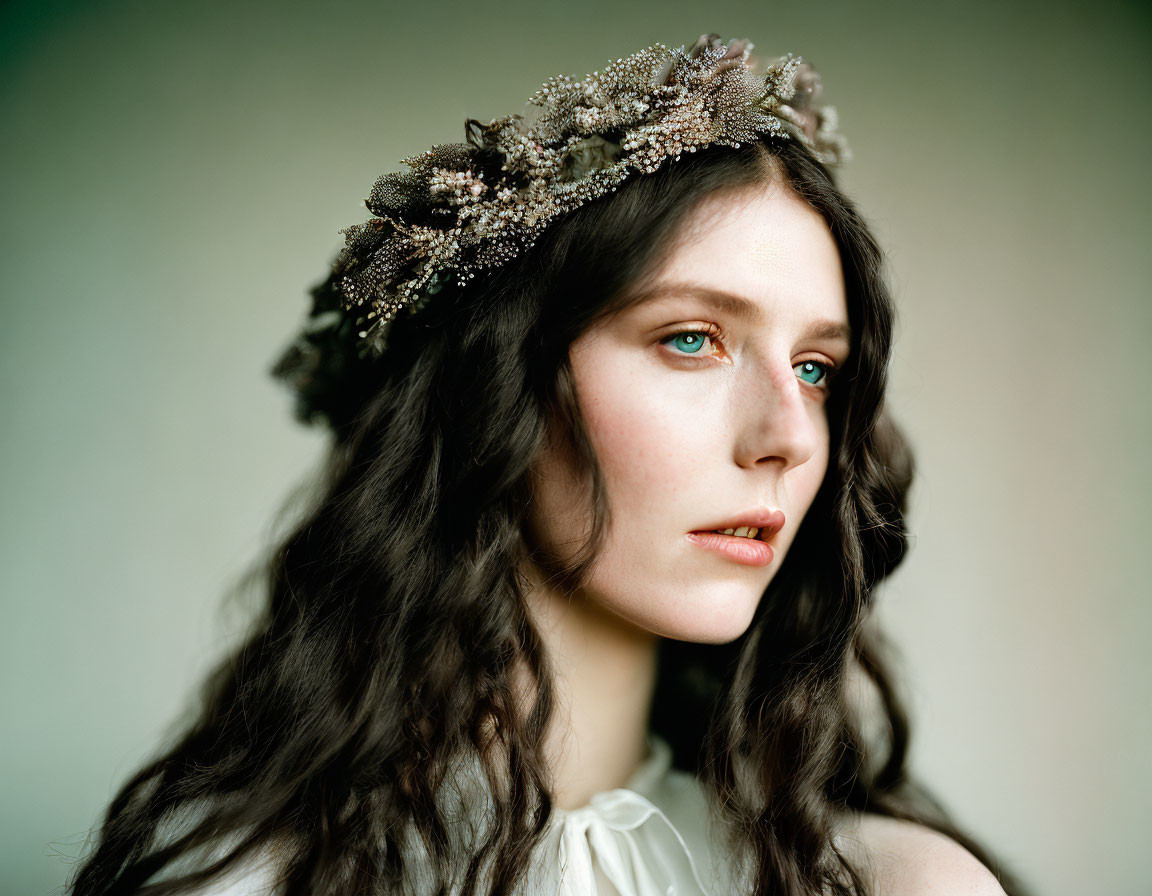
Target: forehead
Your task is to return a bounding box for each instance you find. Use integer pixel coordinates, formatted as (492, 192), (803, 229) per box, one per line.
(638, 183), (848, 327)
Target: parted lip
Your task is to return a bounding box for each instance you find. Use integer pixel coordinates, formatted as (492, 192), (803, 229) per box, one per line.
(692, 507), (786, 541)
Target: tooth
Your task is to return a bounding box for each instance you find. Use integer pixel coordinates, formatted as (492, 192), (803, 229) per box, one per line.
(712, 527), (760, 539)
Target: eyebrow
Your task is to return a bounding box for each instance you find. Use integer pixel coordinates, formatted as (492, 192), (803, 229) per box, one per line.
(627, 281), (853, 343)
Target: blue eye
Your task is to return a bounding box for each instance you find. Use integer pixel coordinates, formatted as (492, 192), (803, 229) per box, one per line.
(666, 332), (708, 354)
(660, 326), (722, 356)
(795, 360), (834, 388)
(660, 328), (838, 390)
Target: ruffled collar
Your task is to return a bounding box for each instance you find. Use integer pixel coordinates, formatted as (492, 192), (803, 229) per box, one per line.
(531, 733), (715, 895)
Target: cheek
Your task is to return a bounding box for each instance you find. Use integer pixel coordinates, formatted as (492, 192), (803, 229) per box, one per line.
(581, 392), (690, 498)
(569, 367), (754, 640)
(523, 360), (675, 574)
(573, 346), (713, 496)
(804, 414), (832, 494)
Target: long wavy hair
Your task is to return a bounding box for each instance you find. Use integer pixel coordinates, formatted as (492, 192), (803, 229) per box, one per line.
(69, 136), (1033, 896)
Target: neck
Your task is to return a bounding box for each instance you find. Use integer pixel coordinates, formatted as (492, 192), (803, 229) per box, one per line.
(516, 565), (660, 811)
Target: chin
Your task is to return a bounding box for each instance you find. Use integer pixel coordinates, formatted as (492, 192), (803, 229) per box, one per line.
(673, 615), (756, 646)
(613, 591), (761, 645)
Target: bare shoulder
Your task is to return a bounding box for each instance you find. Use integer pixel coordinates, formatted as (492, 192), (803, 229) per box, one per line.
(834, 811), (1008, 896)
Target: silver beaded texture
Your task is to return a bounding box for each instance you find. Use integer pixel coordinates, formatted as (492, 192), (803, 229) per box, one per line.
(333, 33), (851, 354)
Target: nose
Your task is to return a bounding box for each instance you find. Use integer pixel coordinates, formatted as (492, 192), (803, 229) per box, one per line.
(732, 360), (822, 471)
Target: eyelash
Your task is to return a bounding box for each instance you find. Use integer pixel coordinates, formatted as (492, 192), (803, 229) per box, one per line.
(658, 324), (841, 390)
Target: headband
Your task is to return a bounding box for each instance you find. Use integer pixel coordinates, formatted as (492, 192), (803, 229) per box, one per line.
(272, 33), (849, 405)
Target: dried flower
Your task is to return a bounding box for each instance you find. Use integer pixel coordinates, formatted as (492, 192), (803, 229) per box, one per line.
(295, 33), (850, 360)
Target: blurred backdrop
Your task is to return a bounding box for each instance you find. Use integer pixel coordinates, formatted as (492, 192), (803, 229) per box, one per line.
(2, 1), (1149, 894)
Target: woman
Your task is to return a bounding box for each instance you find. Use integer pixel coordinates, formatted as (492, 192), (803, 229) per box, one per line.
(69, 34), (1032, 896)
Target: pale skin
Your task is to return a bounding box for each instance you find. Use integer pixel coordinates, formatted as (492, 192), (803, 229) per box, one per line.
(519, 180), (1008, 894)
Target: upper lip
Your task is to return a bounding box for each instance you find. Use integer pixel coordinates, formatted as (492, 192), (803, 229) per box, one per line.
(693, 507), (786, 541)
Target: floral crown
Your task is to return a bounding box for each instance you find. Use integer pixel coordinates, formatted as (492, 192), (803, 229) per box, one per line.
(271, 33), (849, 417)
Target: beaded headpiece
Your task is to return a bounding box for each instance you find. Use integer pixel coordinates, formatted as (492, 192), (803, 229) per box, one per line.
(272, 33), (849, 420)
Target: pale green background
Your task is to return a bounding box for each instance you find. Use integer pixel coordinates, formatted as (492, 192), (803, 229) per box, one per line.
(2, 1), (1149, 894)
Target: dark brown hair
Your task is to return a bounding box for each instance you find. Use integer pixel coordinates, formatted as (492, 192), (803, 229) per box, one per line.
(69, 137), (1033, 896)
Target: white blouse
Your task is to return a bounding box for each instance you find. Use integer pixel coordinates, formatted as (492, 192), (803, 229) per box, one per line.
(530, 732), (732, 895)
(180, 732), (740, 895)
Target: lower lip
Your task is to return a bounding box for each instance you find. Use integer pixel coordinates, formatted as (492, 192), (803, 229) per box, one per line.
(686, 531), (775, 567)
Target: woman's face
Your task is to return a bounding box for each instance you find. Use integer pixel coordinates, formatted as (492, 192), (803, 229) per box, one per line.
(526, 180), (851, 644)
